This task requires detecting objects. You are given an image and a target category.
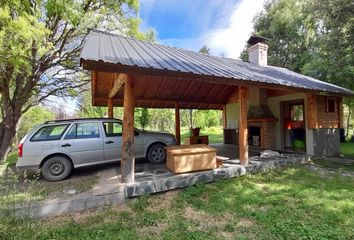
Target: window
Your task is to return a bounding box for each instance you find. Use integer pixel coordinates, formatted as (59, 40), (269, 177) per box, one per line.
(103, 122), (123, 137)
(31, 124), (69, 141)
(290, 104), (304, 121)
(64, 122), (100, 139)
(326, 98), (336, 113)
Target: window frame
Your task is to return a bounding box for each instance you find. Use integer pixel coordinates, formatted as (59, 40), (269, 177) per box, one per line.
(103, 122), (123, 137)
(30, 124), (70, 142)
(326, 97), (337, 113)
(64, 122), (101, 140)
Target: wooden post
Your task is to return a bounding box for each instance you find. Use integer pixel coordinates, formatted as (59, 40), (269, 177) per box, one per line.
(121, 76), (135, 183)
(175, 102), (181, 145)
(107, 98), (113, 118)
(92, 71), (97, 104)
(223, 105), (227, 128)
(238, 86), (249, 165)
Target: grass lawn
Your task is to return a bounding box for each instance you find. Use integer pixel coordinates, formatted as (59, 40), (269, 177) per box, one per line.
(181, 126), (223, 144)
(1, 166), (353, 240)
(340, 142), (354, 158)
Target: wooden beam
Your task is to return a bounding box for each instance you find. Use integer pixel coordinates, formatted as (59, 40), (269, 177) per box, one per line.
(107, 98), (113, 118)
(198, 83), (217, 101)
(91, 71), (97, 105)
(181, 81), (194, 99)
(227, 88), (239, 103)
(93, 97), (225, 108)
(92, 71), (97, 95)
(153, 77), (165, 99)
(238, 86), (249, 165)
(175, 102), (181, 145)
(223, 105), (227, 128)
(121, 75), (135, 183)
(108, 73), (126, 99)
(84, 60), (332, 95)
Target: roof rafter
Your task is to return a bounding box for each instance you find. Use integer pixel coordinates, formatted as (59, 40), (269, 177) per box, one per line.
(108, 73), (126, 99)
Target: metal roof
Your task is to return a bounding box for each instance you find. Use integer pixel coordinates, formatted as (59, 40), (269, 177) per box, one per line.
(80, 30), (353, 95)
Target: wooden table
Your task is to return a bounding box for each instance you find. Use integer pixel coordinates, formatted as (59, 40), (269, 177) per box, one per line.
(165, 144), (216, 173)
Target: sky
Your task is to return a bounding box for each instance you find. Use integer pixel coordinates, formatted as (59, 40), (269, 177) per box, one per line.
(62, 0), (267, 114)
(139, 0), (266, 58)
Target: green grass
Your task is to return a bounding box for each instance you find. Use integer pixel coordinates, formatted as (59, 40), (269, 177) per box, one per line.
(181, 126), (223, 144)
(4, 151), (18, 166)
(340, 142), (354, 158)
(1, 166), (353, 239)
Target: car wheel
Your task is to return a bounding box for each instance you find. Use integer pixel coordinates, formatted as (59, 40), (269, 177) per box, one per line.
(147, 143), (166, 164)
(41, 156), (72, 181)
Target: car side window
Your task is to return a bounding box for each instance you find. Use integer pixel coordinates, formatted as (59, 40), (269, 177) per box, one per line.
(64, 122), (100, 139)
(30, 124), (69, 142)
(103, 122), (123, 137)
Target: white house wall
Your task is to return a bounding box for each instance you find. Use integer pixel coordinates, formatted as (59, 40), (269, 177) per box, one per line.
(225, 86), (260, 129)
(226, 103), (239, 129)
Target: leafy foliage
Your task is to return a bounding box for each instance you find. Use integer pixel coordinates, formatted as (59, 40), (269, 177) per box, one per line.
(17, 106), (55, 141)
(242, 0), (354, 139)
(199, 45), (210, 55)
(78, 91), (107, 118)
(0, 0), (154, 161)
(251, 0), (354, 91)
(137, 108), (149, 130)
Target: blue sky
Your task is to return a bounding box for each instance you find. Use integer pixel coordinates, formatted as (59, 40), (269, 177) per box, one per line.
(139, 0), (266, 58)
(65, 0), (266, 114)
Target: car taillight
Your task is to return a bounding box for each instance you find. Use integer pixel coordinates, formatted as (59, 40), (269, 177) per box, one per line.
(18, 143), (23, 157)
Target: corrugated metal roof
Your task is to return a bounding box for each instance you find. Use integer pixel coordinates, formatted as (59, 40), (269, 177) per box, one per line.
(80, 30), (353, 95)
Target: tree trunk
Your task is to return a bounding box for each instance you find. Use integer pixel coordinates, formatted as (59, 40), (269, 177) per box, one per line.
(0, 117), (18, 161)
(189, 109), (193, 134)
(0, 100), (22, 162)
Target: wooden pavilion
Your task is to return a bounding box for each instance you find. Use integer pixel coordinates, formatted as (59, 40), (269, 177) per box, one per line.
(80, 31), (353, 183)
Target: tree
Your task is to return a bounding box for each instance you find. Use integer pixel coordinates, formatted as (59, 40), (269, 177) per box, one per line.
(0, 0), (153, 161)
(183, 45), (213, 133)
(245, 0), (354, 137)
(78, 91), (107, 118)
(137, 108), (149, 130)
(199, 45), (210, 55)
(17, 106), (55, 142)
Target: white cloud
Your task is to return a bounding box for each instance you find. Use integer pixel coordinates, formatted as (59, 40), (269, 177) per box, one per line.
(160, 0), (266, 59)
(207, 0), (266, 58)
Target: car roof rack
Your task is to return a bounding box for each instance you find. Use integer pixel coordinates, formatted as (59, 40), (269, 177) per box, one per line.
(44, 118), (122, 124)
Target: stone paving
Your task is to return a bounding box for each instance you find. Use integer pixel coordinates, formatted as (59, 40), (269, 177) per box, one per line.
(7, 144), (310, 219)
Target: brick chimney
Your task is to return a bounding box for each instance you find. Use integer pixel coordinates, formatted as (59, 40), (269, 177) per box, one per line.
(247, 35), (269, 67)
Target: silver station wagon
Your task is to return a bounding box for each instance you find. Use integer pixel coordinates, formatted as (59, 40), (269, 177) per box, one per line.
(16, 118), (177, 181)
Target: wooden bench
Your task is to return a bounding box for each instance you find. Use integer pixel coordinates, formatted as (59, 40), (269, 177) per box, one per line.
(165, 144), (217, 174)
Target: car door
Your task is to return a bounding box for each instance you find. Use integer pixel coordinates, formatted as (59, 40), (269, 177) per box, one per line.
(134, 130), (145, 158)
(60, 122), (104, 166)
(102, 121), (145, 161)
(102, 121), (122, 162)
